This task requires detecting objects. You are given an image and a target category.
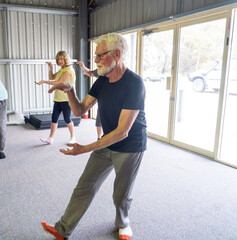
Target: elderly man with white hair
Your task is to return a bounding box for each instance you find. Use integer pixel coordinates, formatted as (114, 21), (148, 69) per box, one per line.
(41, 33), (147, 240)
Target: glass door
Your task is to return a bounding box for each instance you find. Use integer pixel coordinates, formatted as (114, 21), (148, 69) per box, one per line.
(173, 18), (227, 151)
(142, 29), (174, 139)
(219, 10), (237, 166)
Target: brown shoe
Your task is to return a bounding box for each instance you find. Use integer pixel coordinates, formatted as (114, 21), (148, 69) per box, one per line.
(41, 221), (65, 240)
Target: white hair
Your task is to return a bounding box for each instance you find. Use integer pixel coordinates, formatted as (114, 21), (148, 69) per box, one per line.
(96, 33), (128, 61)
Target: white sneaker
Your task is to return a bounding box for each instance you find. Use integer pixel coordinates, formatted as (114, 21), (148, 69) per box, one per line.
(68, 137), (76, 144)
(119, 226), (133, 240)
(40, 137), (54, 145)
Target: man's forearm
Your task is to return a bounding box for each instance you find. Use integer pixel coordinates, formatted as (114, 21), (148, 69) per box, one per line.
(81, 109), (138, 153)
(80, 127), (127, 154)
(67, 89), (85, 117)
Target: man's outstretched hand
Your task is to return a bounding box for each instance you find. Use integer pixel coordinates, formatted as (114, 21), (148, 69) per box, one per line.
(60, 143), (86, 156)
(48, 83), (73, 93)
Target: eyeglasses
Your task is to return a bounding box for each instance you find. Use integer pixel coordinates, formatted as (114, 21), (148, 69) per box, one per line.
(94, 50), (113, 61)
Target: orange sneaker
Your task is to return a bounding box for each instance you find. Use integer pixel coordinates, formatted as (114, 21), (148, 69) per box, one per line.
(41, 221), (64, 240)
(119, 226), (133, 240)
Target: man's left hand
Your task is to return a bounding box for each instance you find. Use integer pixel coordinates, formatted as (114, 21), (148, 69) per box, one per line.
(60, 143), (85, 156)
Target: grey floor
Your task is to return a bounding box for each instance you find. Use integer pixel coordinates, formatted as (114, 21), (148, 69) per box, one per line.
(0, 119), (237, 240)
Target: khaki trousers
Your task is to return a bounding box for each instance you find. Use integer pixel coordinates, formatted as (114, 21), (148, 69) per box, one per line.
(55, 148), (144, 238)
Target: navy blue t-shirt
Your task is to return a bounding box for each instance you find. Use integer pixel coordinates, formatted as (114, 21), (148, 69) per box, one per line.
(88, 68), (147, 152)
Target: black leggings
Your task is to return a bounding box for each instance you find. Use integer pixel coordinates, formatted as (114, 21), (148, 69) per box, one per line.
(52, 101), (72, 124)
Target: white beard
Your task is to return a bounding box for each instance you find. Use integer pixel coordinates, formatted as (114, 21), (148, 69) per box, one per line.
(97, 60), (116, 76)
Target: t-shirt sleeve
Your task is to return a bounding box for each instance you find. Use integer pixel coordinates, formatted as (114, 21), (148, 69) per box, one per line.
(88, 78), (99, 99)
(122, 79), (145, 110)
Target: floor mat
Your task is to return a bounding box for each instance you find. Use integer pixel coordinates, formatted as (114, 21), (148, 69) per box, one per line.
(24, 113), (81, 130)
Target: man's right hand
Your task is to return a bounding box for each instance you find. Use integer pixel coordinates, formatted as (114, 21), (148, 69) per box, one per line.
(48, 83), (73, 93)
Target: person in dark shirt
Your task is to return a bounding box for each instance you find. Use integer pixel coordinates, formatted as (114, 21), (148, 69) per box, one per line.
(41, 33), (147, 240)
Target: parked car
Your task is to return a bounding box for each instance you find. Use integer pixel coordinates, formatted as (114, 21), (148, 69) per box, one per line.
(188, 60), (237, 93)
(188, 60), (220, 92)
(143, 76), (165, 82)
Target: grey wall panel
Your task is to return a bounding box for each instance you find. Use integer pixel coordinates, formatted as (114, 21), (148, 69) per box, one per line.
(0, 11), (7, 58)
(54, 15), (62, 54)
(113, 0), (122, 31)
(124, 0), (131, 28)
(40, 14), (48, 59)
(20, 65), (29, 110)
(12, 65), (22, 113)
(67, 0), (77, 10)
(131, 0), (143, 27)
(119, 0), (127, 30)
(61, 15), (68, 51)
(89, 10), (95, 38)
(51, 0), (62, 9)
(6, 11), (77, 59)
(165, 0), (176, 17)
(33, 14), (41, 58)
(10, 12), (19, 58)
(106, 4), (113, 32)
(71, 16), (77, 58)
(25, 13), (34, 58)
(47, 14), (55, 58)
(156, 0), (166, 20)
(10, 64), (55, 113)
(5, 0), (78, 10)
(94, 8), (102, 36)
(89, 0), (234, 38)
(16, 0), (25, 5)
(27, 65), (38, 109)
(18, 12), (27, 58)
(182, 0), (193, 12)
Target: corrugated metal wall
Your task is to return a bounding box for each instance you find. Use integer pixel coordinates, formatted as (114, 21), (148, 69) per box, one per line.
(89, 0), (233, 38)
(0, 1), (78, 123)
(0, 0), (79, 10)
(7, 12), (77, 59)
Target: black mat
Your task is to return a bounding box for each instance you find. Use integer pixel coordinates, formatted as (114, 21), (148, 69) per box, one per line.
(24, 113), (81, 130)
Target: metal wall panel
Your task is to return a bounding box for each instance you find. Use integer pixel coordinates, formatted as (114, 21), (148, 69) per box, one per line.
(1, 0), (78, 10)
(89, 0), (234, 38)
(7, 11), (77, 59)
(0, 11), (7, 58)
